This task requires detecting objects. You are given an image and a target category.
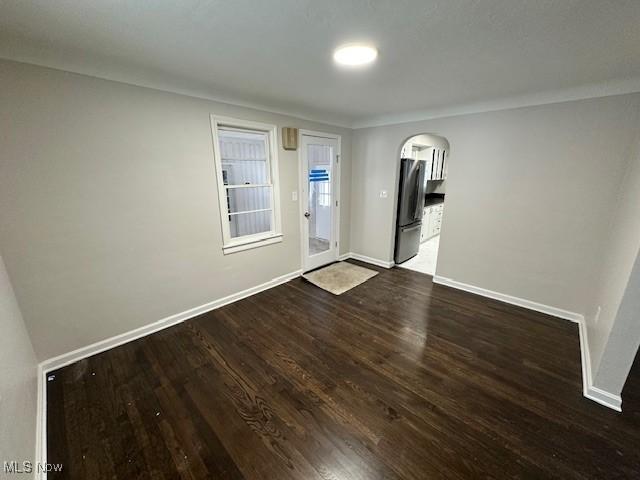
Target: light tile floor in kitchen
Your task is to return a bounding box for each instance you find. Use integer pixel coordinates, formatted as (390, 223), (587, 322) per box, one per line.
(398, 235), (440, 276)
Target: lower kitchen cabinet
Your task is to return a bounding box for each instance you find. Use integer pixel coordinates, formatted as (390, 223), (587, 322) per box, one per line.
(421, 203), (444, 242)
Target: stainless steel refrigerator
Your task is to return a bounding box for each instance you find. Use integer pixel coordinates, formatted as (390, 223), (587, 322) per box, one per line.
(394, 158), (427, 264)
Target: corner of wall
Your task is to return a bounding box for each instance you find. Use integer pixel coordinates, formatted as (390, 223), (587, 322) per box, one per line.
(577, 315), (623, 411)
(0, 255), (40, 470)
(584, 119), (640, 405)
(592, 249), (640, 398)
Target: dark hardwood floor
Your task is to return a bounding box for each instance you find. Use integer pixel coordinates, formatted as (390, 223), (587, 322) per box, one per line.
(47, 261), (640, 479)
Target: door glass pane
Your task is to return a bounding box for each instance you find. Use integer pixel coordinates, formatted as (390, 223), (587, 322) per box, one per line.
(218, 128), (269, 185)
(229, 210), (272, 238)
(307, 144), (333, 256)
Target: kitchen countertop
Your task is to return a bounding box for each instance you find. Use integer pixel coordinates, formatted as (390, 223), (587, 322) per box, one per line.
(425, 194), (445, 208)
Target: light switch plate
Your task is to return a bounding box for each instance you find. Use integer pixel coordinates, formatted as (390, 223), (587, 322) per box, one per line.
(292, 191), (298, 201)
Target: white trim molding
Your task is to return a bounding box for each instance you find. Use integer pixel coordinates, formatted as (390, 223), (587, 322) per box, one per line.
(577, 319), (623, 412)
(36, 268), (302, 478)
(433, 275), (622, 411)
(352, 76), (640, 129)
(0, 58), (354, 128)
(222, 234), (283, 255)
(34, 263), (623, 480)
(4, 59), (639, 131)
(39, 269), (301, 373)
(210, 115), (283, 254)
(35, 364), (47, 480)
(432, 275), (582, 322)
(338, 252), (394, 269)
(298, 130), (342, 273)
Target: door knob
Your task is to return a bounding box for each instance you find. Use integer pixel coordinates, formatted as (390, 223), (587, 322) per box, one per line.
(304, 212), (311, 218)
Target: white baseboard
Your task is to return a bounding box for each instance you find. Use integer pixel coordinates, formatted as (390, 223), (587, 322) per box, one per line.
(35, 266), (622, 479)
(39, 269), (301, 374)
(433, 275), (622, 411)
(35, 364), (46, 480)
(339, 252), (394, 269)
(35, 268), (302, 478)
(432, 275), (582, 322)
(577, 319), (622, 411)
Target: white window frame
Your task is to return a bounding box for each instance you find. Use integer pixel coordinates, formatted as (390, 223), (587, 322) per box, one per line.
(210, 115), (282, 254)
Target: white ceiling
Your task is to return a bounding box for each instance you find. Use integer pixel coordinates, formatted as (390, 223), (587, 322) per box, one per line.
(1, 0), (639, 127)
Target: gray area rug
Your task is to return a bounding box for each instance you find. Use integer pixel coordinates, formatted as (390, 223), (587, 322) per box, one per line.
(302, 262), (378, 295)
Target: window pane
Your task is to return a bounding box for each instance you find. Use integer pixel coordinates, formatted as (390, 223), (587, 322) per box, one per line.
(226, 186), (271, 214)
(229, 210), (272, 238)
(219, 128), (269, 185)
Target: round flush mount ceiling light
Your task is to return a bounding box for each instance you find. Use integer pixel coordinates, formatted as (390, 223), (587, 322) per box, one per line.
(333, 44), (378, 67)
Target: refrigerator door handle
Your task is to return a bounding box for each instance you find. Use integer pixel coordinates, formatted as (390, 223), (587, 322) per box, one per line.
(414, 161), (424, 221)
(402, 224), (421, 232)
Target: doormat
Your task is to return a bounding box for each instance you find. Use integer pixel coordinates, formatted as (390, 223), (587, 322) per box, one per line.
(302, 262), (378, 295)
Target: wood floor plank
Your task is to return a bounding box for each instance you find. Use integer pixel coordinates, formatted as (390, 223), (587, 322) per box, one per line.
(47, 261), (640, 479)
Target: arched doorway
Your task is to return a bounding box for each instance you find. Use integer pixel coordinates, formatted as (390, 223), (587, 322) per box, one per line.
(393, 133), (450, 276)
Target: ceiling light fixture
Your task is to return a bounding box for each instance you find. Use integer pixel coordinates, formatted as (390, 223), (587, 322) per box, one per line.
(333, 44), (378, 67)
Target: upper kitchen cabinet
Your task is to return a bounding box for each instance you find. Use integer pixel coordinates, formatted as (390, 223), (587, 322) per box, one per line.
(425, 147), (447, 181)
(400, 138), (448, 180)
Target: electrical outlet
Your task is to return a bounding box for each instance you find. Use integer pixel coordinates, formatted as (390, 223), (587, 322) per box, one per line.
(379, 190), (388, 198)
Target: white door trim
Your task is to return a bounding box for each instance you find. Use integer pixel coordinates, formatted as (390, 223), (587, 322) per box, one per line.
(298, 130), (341, 272)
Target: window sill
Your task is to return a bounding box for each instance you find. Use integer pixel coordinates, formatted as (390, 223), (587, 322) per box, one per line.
(222, 234), (283, 255)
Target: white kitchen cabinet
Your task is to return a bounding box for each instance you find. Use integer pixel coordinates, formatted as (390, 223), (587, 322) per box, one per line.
(420, 208), (429, 243)
(427, 149), (447, 180)
(421, 203), (444, 243)
(401, 139), (448, 179)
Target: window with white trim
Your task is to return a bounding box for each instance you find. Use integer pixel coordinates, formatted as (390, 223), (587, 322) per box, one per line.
(211, 116), (282, 254)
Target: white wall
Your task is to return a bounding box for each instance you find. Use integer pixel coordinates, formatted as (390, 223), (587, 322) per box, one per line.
(0, 59), (352, 361)
(0, 254), (38, 470)
(2, 57), (639, 405)
(351, 94), (640, 316)
(587, 130), (640, 395)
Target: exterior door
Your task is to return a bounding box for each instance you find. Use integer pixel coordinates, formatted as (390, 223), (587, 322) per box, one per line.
(301, 133), (340, 272)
